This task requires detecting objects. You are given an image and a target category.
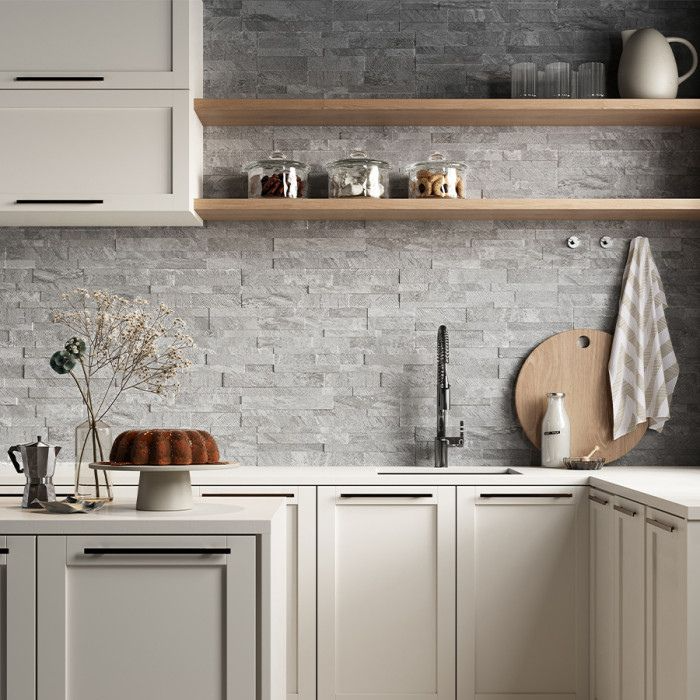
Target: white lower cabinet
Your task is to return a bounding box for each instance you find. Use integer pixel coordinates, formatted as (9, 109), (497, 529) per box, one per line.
(645, 508), (687, 700)
(198, 486), (316, 700)
(36, 535), (257, 700)
(589, 489), (645, 700)
(0, 537), (35, 700)
(458, 486), (589, 700)
(317, 486), (456, 700)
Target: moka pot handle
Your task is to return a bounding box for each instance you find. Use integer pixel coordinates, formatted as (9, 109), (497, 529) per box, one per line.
(7, 446), (23, 473)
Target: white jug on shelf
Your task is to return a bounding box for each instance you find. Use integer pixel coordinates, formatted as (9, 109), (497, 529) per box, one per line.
(618, 28), (698, 98)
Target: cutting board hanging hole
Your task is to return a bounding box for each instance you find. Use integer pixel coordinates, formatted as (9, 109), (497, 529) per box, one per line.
(577, 335), (591, 348)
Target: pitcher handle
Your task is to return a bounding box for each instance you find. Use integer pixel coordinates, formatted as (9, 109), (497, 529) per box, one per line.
(667, 37), (698, 85)
(7, 446), (23, 473)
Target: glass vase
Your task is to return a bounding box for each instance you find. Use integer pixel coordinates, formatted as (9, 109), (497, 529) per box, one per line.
(74, 418), (113, 503)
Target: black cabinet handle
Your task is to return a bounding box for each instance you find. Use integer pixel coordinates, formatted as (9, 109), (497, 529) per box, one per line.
(15, 76), (104, 82)
(83, 547), (230, 556)
(339, 493), (434, 499)
(614, 504), (637, 517)
(646, 518), (675, 533)
(480, 492), (573, 499)
(0, 548), (8, 554)
(15, 199), (104, 205)
(589, 494), (609, 506)
(201, 492), (295, 498)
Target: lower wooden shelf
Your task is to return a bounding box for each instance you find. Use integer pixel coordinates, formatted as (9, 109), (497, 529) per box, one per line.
(195, 198), (700, 222)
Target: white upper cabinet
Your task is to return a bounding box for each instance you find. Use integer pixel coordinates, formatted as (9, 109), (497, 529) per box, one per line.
(458, 486), (589, 700)
(317, 486), (456, 700)
(0, 90), (201, 226)
(0, 0), (202, 90)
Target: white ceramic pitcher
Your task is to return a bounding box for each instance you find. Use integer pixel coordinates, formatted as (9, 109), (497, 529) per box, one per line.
(618, 28), (698, 98)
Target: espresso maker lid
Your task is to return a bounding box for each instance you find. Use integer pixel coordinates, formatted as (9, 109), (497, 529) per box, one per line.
(8, 436), (61, 474)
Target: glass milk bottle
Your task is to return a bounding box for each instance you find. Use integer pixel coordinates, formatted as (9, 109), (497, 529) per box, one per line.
(540, 392), (571, 468)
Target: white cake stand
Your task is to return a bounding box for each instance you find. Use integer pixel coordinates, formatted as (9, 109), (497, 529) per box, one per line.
(89, 462), (237, 511)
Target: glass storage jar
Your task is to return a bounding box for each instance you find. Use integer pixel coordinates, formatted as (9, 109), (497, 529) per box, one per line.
(244, 151), (309, 198)
(408, 152), (469, 199)
(327, 150), (390, 198)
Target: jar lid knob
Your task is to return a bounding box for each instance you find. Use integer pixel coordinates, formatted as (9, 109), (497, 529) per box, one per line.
(350, 149), (368, 159)
(429, 152), (445, 161)
(269, 151), (286, 160)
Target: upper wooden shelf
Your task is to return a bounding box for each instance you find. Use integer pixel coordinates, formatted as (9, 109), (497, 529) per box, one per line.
(194, 98), (700, 127)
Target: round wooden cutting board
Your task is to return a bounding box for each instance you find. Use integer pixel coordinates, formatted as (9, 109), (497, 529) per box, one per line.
(514, 329), (647, 464)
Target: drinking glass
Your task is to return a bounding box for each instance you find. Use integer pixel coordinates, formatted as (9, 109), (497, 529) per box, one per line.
(511, 62), (537, 98)
(545, 62), (571, 98)
(578, 62), (606, 98)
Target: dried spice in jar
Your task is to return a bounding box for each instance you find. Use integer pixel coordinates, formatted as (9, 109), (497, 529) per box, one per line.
(244, 151), (309, 198)
(407, 152), (469, 199)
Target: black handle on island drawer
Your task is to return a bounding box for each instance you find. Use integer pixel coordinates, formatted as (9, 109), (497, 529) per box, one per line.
(201, 492), (295, 498)
(339, 493), (434, 499)
(83, 547), (231, 556)
(15, 76), (104, 81)
(15, 199), (104, 205)
(480, 492), (573, 499)
(0, 548), (8, 554)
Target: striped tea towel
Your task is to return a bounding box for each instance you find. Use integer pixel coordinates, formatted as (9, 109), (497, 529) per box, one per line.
(608, 236), (679, 439)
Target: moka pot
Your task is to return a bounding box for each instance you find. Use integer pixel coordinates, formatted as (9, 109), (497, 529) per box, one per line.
(7, 436), (60, 508)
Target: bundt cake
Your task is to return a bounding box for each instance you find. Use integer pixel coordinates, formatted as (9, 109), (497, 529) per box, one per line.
(109, 429), (221, 466)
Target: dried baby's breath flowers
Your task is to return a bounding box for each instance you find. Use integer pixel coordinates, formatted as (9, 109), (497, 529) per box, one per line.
(50, 289), (195, 438)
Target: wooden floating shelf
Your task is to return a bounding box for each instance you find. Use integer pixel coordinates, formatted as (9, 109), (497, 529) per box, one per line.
(195, 198), (700, 222)
(194, 98), (700, 127)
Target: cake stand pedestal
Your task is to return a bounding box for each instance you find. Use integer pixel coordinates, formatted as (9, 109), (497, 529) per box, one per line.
(89, 463), (236, 511)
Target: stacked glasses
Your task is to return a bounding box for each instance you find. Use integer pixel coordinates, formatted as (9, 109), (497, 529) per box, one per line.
(511, 61), (606, 98)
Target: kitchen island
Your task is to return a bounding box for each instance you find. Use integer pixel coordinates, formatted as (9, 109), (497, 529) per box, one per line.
(0, 498), (286, 700)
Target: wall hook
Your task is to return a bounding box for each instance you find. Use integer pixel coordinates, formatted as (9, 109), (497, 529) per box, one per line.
(567, 236), (581, 249)
(599, 236), (613, 249)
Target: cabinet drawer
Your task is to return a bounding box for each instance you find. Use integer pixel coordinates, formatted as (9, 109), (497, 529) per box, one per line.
(0, 90), (200, 226)
(0, 0), (200, 89)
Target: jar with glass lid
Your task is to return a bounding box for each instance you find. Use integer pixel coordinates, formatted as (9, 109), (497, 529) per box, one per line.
(243, 151), (309, 198)
(327, 150), (390, 199)
(407, 152), (469, 199)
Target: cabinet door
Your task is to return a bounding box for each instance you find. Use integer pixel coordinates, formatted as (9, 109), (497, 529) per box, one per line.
(0, 536), (35, 700)
(458, 486), (589, 700)
(37, 535), (257, 700)
(0, 90), (201, 226)
(590, 488), (615, 700)
(645, 509), (687, 700)
(318, 486), (455, 700)
(199, 486), (316, 700)
(0, 0), (200, 89)
(612, 495), (645, 700)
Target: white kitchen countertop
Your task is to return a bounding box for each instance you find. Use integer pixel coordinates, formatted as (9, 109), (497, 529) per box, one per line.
(2, 462), (700, 520)
(0, 497), (286, 535)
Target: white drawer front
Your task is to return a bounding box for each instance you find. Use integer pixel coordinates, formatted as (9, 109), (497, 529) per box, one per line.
(0, 1), (197, 89)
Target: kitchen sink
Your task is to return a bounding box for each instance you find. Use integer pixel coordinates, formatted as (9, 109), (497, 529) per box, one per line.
(376, 467), (522, 475)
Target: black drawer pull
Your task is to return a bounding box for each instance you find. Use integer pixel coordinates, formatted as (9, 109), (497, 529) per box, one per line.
(0, 548), (8, 554)
(614, 504), (637, 518)
(480, 492), (573, 499)
(83, 547), (230, 556)
(589, 494), (609, 506)
(201, 492), (295, 498)
(646, 518), (675, 533)
(16, 199), (104, 205)
(339, 493), (433, 499)
(15, 76), (104, 82)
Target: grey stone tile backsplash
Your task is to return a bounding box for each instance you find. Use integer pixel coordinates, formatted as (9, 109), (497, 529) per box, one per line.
(1, 1), (699, 466)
